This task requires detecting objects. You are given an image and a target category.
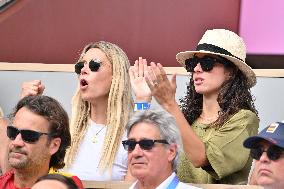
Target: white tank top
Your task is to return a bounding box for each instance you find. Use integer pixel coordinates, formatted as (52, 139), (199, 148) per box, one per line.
(66, 120), (128, 180)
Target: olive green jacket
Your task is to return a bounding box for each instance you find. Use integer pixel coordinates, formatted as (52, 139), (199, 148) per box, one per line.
(177, 109), (259, 184)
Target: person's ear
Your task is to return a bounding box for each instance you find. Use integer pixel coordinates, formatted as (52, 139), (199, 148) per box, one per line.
(49, 138), (61, 155)
(167, 143), (177, 163)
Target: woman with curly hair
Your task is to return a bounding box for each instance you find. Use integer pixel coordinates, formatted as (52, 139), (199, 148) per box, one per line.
(130, 29), (259, 184)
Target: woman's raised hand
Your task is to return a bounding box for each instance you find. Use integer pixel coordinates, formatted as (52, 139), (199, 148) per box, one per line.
(20, 80), (45, 99)
(145, 62), (177, 111)
(129, 57), (152, 102)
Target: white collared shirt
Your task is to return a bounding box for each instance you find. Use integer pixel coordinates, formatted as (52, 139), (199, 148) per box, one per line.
(129, 172), (201, 189)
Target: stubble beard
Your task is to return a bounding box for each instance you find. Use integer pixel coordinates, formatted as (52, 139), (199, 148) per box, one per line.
(8, 151), (30, 169)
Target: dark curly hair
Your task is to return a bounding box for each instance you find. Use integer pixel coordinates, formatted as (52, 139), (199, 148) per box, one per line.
(9, 95), (71, 169)
(180, 61), (258, 128)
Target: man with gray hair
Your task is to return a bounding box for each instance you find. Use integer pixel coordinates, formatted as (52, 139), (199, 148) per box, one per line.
(122, 109), (200, 189)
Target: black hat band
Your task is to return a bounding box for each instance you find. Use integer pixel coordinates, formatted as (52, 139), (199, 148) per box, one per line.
(196, 43), (244, 62)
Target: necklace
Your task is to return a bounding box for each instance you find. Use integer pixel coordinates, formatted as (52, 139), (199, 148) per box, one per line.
(92, 126), (106, 143)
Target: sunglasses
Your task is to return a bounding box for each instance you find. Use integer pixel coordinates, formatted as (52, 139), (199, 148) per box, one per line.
(7, 126), (51, 143)
(185, 55), (229, 72)
(250, 145), (284, 161)
(122, 139), (169, 152)
(74, 59), (101, 74)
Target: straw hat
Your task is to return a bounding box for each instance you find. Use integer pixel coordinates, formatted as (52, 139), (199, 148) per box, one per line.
(176, 29), (256, 88)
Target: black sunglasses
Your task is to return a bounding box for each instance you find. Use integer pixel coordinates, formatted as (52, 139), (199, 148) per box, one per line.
(74, 59), (101, 74)
(185, 55), (229, 72)
(7, 126), (51, 143)
(122, 139), (169, 152)
(250, 145), (284, 161)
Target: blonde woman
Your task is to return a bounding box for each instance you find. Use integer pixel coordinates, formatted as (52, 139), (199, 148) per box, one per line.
(21, 41), (134, 181)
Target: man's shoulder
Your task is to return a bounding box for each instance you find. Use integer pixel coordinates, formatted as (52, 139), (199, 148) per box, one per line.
(0, 170), (14, 188)
(0, 170), (14, 180)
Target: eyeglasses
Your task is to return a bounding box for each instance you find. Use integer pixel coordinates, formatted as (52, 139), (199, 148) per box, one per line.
(250, 145), (284, 161)
(74, 59), (101, 74)
(122, 139), (169, 152)
(7, 126), (51, 143)
(185, 55), (229, 72)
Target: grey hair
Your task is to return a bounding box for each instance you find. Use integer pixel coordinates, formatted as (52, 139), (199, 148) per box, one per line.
(126, 109), (182, 171)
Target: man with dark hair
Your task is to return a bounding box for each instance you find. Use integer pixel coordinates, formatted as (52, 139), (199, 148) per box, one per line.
(244, 121), (284, 189)
(0, 95), (83, 189)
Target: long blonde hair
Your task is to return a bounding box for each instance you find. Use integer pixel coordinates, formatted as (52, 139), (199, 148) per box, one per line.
(66, 41), (134, 171)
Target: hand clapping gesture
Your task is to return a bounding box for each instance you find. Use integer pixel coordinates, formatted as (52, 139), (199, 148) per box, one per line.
(129, 57), (152, 102)
(129, 57), (177, 111)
